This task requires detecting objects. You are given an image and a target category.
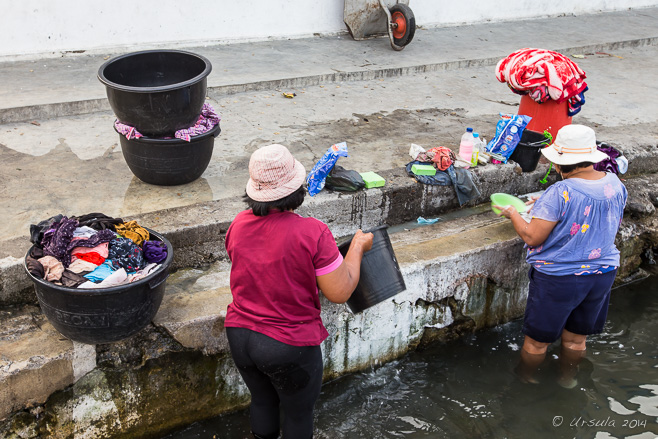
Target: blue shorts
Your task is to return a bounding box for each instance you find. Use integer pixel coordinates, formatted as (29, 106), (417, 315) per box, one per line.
(523, 266), (617, 343)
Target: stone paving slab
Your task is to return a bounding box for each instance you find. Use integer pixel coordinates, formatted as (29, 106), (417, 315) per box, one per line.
(1, 8), (657, 122)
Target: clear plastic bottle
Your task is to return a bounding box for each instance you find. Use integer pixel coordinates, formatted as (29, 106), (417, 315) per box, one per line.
(459, 127), (474, 168)
(471, 132), (480, 167)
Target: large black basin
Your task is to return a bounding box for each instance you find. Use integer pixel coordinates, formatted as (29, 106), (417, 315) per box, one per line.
(24, 229), (173, 345)
(98, 50), (212, 136)
(116, 123), (220, 186)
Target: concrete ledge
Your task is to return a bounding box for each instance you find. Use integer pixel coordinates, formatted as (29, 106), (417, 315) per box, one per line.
(0, 306), (96, 421)
(1, 33), (657, 124)
(0, 160), (555, 307)
(1, 197), (657, 436)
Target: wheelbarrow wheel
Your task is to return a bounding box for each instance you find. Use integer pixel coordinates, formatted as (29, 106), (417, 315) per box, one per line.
(389, 4), (415, 47)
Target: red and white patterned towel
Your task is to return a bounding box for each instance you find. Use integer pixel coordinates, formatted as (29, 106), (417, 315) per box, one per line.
(496, 48), (587, 104)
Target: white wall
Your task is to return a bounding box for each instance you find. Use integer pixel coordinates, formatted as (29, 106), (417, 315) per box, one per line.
(1, 0), (657, 60)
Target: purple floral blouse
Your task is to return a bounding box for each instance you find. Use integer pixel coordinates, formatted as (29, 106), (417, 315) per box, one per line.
(526, 172), (627, 275)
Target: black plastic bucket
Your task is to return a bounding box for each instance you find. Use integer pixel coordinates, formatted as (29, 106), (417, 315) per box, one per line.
(23, 229), (173, 344)
(509, 129), (549, 172)
(338, 225), (406, 313)
(98, 50), (212, 137)
(116, 123), (220, 186)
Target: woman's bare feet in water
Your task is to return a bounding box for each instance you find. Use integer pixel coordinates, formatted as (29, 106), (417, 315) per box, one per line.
(515, 348), (546, 384)
(557, 344), (586, 388)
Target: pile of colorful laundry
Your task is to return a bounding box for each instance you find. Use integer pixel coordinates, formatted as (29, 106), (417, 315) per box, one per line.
(115, 103), (221, 141)
(496, 48), (588, 116)
(26, 213), (168, 289)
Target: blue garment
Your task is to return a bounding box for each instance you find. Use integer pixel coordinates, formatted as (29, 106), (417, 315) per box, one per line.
(526, 172), (627, 275)
(405, 161), (481, 206)
(83, 261), (115, 283)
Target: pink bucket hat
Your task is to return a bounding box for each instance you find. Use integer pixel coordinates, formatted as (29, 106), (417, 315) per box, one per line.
(246, 144), (307, 202)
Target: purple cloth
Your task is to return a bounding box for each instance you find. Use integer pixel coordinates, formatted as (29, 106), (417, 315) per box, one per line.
(42, 217), (79, 262)
(115, 103), (220, 142)
(142, 240), (168, 264)
(175, 103), (221, 141)
(593, 142), (622, 174)
(114, 122), (143, 140)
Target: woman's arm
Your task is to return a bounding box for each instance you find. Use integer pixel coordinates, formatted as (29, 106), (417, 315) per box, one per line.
(317, 230), (373, 304)
(495, 205), (557, 247)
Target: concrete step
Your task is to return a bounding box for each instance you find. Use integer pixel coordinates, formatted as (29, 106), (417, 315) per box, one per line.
(0, 166), (556, 307)
(1, 31), (657, 278)
(2, 206), (525, 422)
(2, 8), (657, 125)
(2, 194), (655, 433)
(0, 305), (96, 421)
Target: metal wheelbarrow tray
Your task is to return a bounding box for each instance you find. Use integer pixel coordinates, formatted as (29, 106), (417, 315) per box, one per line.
(344, 0), (416, 50)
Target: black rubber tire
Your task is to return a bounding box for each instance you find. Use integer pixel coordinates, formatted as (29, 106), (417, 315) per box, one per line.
(389, 4), (416, 47)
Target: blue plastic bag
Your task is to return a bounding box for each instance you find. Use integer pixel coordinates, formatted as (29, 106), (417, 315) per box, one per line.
(486, 113), (532, 163)
(306, 142), (349, 196)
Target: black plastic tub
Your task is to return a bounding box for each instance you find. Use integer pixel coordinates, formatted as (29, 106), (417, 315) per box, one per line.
(509, 129), (549, 172)
(338, 225), (406, 313)
(23, 229), (173, 345)
(116, 123), (220, 186)
(98, 50), (212, 137)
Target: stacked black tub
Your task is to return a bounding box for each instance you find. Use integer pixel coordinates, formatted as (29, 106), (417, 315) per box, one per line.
(98, 50), (218, 185)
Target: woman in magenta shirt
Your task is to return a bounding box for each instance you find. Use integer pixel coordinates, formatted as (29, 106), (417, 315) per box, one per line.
(225, 144), (373, 439)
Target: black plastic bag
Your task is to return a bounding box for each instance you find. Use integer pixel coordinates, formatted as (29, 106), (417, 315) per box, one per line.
(325, 165), (365, 192)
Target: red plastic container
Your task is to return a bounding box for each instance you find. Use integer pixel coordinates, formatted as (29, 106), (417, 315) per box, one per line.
(518, 94), (572, 140)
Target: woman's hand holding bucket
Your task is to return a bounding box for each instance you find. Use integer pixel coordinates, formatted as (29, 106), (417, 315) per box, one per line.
(349, 229), (374, 255)
(317, 229), (373, 304)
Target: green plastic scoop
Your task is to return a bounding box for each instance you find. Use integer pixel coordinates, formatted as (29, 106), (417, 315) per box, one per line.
(490, 193), (527, 215)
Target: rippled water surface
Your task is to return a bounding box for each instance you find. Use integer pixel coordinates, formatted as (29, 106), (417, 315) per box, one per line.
(165, 276), (658, 439)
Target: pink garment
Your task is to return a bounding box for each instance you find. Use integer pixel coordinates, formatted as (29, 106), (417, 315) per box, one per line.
(224, 210), (342, 346)
(37, 255), (65, 282)
(496, 48), (587, 104)
(115, 103), (220, 142)
(71, 241), (109, 259)
(128, 263), (160, 283)
(68, 259), (99, 274)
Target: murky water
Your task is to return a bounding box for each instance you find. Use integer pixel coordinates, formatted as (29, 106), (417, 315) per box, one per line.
(164, 275), (658, 439)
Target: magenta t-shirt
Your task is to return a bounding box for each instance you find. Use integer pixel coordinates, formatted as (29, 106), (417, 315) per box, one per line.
(224, 210), (343, 346)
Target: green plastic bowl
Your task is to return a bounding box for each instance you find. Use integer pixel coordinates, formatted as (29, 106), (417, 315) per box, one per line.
(490, 193), (527, 215)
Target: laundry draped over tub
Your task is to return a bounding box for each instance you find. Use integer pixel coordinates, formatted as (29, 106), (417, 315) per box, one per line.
(495, 48), (588, 116)
(114, 103), (221, 141)
(27, 213), (167, 289)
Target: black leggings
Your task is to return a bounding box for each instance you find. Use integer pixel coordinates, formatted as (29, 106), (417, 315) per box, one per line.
(226, 327), (323, 439)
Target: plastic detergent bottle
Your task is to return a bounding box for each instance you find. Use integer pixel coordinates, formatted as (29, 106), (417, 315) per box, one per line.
(459, 127), (474, 167)
(471, 132), (481, 167)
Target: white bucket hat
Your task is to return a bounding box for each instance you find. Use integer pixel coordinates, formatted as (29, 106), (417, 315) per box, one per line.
(246, 144), (306, 202)
(541, 124), (608, 165)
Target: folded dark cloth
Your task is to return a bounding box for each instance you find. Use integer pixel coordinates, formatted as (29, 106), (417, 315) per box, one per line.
(58, 270), (90, 288)
(74, 213), (124, 232)
(29, 214), (64, 245)
(26, 247), (45, 279)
